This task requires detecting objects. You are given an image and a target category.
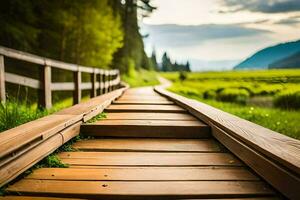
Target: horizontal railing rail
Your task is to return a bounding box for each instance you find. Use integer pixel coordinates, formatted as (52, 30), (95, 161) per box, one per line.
(0, 46), (121, 108)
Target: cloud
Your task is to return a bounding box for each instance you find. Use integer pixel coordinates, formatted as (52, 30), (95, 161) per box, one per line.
(275, 15), (300, 24)
(142, 23), (271, 47)
(220, 0), (300, 13)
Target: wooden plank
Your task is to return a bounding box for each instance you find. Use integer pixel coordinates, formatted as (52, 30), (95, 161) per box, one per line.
(27, 167), (259, 181)
(0, 122), (81, 187)
(73, 71), (81, 104)
(106, 105), (186, 113)
(59, 152), (243, 166)
(73, 139), (222, 152)
(118, 96), (168, 101)
(113, 100), (174, 105)
(0, 55), (6, 102)
(91, 72), (97, 97)
(5, 72), (41, 89)
(51, 82), (74, 91)
(81, 120), (210, 138)
(6, 180), (274, 198)
(41, 65), (52, 109)
(0, 114), (81, 160)
(155, 86), (300, 174)
(105, 112), (196, 120)
(211, 125), (300, 200)
(0, 197), (86, 200)
(155, 85), (300, 199)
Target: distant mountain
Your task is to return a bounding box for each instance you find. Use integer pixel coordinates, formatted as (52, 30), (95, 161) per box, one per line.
(269, 51), (300, 69)
(234, 40), (300, 70)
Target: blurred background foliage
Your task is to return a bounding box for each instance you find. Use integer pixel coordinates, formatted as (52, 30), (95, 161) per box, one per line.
(0, 0), (156, 72)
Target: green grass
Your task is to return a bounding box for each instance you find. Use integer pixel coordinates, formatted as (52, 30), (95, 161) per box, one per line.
(87, 112), (107, 123)
(162, 69), (300, 140)
(0, 95), (91, 132)
(122, 69), (159, 87)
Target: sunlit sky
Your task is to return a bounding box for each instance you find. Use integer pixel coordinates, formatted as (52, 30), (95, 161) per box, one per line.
(141, 0), (300, 71)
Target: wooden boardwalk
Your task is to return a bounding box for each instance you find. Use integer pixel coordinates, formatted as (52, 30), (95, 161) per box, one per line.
(1, 87), (282, 199)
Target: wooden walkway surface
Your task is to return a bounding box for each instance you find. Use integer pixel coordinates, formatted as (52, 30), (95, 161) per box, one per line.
(1, 87), (282, 199)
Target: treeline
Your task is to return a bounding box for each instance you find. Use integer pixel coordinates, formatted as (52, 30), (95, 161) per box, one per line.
(0, 0), (155, 73)
(160, 52), (191, 72)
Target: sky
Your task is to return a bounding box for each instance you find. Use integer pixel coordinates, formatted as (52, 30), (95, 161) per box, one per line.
(141, 0), (300, 71)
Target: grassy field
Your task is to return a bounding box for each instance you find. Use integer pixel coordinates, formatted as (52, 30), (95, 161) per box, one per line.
(0, 96), (91, 132)
(121, 69), (159, 87)
(161, 69), (300, 139)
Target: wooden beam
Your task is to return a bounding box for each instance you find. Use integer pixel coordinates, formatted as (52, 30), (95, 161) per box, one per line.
(5, 73), (41, 89)
(154, 85), (300, 199)
(38, 65), (52, 109)
(90, 72), (97, 98)
(0, 55), (5, 102)
(73, 71), (81, 105)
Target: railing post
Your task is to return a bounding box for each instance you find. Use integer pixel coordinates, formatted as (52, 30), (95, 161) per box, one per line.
(73, 69), (81, 104)
(98, 70), (103, 95)
(0, 55), (5, 102)
(38, 65), (52, 109)
(103, 71), (107, 94)
(91, 69), (97, 98)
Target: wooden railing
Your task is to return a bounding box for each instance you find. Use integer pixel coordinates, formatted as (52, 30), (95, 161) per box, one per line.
(0, 46), (121, 108)
(155, 85), (300, 200)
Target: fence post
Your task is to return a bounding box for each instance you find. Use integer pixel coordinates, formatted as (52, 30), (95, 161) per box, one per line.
(91, 69), (97, 98)
(103, 71), (107, 94)
(73, 69), (81, 104)
(0, 55), (5, 102)
(38, 65), (52, 109)
(98, 70), (102, 95)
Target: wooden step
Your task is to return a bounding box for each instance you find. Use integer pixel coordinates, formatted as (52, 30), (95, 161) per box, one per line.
(105, 112), (197, 120)
(6, 179), (274, 199)
(81, 120), (210, 138)
(58, 152), (243, 167)
(27, 167), (258, 181)
(106, 104), (186, 113)
(73, 138), (222, 152)
(113, 100), (174, 105)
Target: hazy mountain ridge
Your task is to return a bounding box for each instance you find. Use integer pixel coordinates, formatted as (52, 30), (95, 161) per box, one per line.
(234, 40), (300, 70)
(269, 51), (300, 69)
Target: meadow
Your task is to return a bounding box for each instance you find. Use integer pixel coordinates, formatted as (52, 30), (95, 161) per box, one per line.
(161, 69), (300, 139)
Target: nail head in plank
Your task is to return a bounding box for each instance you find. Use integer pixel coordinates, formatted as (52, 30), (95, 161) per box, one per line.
(58, 152), (243, 166)
(7, 180), (274, 198)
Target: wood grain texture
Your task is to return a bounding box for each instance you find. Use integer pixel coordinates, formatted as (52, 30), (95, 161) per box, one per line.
(81, 120), (210, 138)
(155, 85), (300, 199)
(212, 125), (300, 200)
(106, 104), (186, 113)
(58, 152), (243, 167)
(105, 112), (196, 120)
(73, 138), (221, 152)
(6, 180), (274, 199)
(5, 72), (41, 89)
(113, 100), (174, 105)
(0, 122), (81, 187)
(27, 167), (258, 181)
(155, 86), (300, 175)
(0, 197), (86, 200)
(0, 55), (5, 102)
